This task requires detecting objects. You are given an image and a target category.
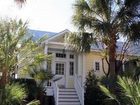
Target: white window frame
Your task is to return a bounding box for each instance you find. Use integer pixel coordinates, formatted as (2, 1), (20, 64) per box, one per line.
(55, 62), (65, 75)
(93, 60), (101, 71)
(69, 61), (74, 76)
(95, 62), (100, 71)
(56, 53), (66, 58)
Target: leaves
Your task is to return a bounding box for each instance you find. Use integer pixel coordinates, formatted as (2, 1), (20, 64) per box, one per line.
(71, 0), (140, 52)
(100, 76), (140, 105)
(66, 32), (95, 52)
(100, 85), (116, 100)
(0, 83), (26, 105)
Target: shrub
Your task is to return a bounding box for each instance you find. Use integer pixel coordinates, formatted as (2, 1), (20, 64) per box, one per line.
(0, 83), (26, 105)
(13, 78), (38, 103)
(84, 71), (107, 105)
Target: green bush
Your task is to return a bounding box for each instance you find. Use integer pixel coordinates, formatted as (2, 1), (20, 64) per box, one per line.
(100, 76), (140, 105)
(13, 78), (38, 103)
(84, 71), (107, 105)
(0, 83), (26, 105)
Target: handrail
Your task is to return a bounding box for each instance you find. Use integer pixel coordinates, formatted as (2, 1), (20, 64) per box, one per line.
(53, 81), (59, 105)
(74, 75), (84, 105)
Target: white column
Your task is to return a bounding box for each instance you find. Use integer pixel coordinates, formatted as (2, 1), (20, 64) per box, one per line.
(65, 52), (69, 88)
(44, 43), (48, 54)
(82, 54), (86, 85)
(43, 44), (48, 70)
(51, 53), (55, 74)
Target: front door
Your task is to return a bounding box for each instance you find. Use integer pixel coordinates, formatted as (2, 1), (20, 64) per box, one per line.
(55, 62), (66, 88)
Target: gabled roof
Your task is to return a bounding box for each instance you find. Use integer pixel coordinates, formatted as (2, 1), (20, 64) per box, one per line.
(27, 29), (140, 56)
(91, 41), (140, 56)
(28, 29), (57, 41)
(46, 29), (70, 42)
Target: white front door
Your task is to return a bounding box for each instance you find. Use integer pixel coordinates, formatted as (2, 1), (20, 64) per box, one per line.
(55, 62), (66, 88)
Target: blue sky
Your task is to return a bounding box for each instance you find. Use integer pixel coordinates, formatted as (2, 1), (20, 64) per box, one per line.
(0, 0), (75, 32)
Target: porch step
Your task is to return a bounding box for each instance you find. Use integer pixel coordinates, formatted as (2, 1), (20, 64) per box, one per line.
(59, 89), (76, 92)
(58, 88), (81, 105)
(58, 102), (81, 105)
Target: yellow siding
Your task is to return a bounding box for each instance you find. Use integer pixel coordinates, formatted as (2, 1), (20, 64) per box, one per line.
(85, 51), (108, 77)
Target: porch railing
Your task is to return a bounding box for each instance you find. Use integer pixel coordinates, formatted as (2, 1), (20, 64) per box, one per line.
(53, 81), (59, 105)
(74, 75), (84, 105)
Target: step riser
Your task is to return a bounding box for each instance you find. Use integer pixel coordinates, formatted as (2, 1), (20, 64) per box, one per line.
(58, 103), (80, 105)
(59, 96), (78, 98)
(57, 88), (81, 105)
(59, 99), (79, 101)
(59, 92), (77, 94)
(59, 90), (76, 92)
(58, 102), (80, 105)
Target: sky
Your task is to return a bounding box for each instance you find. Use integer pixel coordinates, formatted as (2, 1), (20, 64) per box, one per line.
(0, 0), (75, 32)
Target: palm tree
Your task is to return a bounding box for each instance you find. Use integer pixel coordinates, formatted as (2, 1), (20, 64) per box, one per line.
(14, 0), (26, 7)
(0, 19), (46, 87)
(69, 0), (140, 77)
(0, 83), (26, 105)
(14, 0), (26, 4)
(100, 76), (140, 105)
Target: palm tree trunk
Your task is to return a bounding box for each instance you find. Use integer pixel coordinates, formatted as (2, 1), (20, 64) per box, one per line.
(0, 66), (8, 87)
(108, 32), (116, 77)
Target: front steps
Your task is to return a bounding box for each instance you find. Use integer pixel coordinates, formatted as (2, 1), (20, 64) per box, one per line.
(58, 88), (81, 105)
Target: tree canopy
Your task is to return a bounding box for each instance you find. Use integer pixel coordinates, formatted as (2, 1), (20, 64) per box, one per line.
(68, 0), (140, 77)
(0, 19), (48, 87)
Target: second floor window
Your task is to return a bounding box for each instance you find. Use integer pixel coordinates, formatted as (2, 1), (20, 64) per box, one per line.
(56, 53), (66, 58)
(70, 54), (74, 59)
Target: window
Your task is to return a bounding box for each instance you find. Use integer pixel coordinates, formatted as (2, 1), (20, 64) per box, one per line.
(69, 62), (74, 75)
(70, 54), (74, 59)
(56, 63), (64, 75)
(56, 53), (66, 58)
(47, 61), (51, 71)
(95, 62), (100, 71)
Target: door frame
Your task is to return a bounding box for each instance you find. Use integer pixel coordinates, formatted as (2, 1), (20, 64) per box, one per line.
(55, 61), (66, 88)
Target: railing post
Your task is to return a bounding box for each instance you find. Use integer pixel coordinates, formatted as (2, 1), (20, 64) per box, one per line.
(82, 86), (84, 105)
(56, 82), (59, 105)
(74, 75), (84, 105)
(53, 81), (59, 105)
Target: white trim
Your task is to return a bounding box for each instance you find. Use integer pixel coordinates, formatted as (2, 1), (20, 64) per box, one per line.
(82, 54), (86, 85)
(45, 29), (70, 43)
(47, 42), (66, 45)
(93, 60), (102, 72)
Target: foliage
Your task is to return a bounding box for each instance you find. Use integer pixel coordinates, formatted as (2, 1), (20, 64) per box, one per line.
(26, 100), (40, 105)
(0, 83), (26, 105)
(100, 76), (140, 105)
(0, 18), (48, 87)
(14, 0), (26, 7)
(68, 0), (140, 76)
(0, 18), (50, 105)
(19, 49), (53, 105)
(84, 71), (107, 105)
(13, 78), (38, 102)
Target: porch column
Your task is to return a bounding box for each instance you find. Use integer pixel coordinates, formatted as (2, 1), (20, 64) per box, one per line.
(82, 54), (86, 85)
(44, 44), (48, 70)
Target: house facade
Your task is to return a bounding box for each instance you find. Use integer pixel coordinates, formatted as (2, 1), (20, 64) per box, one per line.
(25, 29), (140, 105)
(43, 29), (84, 105)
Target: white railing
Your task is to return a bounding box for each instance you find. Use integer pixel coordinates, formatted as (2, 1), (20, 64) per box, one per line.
(53, 81), (59, 105)
(74, 75), (84, 105)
